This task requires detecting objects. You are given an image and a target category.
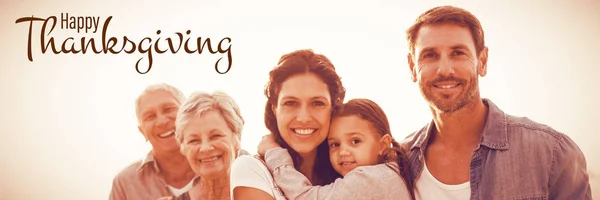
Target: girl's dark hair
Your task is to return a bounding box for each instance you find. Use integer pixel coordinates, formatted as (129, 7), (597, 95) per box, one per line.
(264, 49), (346, 185)
(332, 98), (415, 199)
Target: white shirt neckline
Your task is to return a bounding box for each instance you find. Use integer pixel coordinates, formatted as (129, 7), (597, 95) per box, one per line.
(167, 179), (195, 197)
(422, 160), (470, 190)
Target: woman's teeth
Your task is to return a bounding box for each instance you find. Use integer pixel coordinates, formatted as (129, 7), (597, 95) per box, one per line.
(293, 128), (316, 135)
(199, 156), (221, 163)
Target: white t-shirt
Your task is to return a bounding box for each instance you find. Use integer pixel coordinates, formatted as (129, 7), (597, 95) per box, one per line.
(167, 179), (194, 197)
(414, 161), (470, 200)
(230, 155), (286, 200)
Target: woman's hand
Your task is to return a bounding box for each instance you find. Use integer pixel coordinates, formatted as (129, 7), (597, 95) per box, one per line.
(257, 133), (280, 157)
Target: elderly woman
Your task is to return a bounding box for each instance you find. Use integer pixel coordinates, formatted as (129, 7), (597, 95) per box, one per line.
(160, 91), (245, 200)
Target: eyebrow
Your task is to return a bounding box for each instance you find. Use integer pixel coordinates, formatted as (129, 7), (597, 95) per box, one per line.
(280, 96), (329, 101)
(419, 47), (436, 55)
(161, 102), (178, 108)
(141, 110), (155, 118)
(450, 44), (470, 51)
(141, 103), (178, 116)
(345, 132), (363, 137)
(328, 132), (362, 141)
(190, 129), (224, 137)
(418, 44), (471, 55)
(209, 129), (223, 134)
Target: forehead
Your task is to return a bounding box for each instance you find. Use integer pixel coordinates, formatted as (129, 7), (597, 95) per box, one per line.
(329, 115), (378, 138)
(182, 110), (231, 136)
(138, 90), (180, 112)
(414, 23), (476, 53)
(278, 73), (330, 100)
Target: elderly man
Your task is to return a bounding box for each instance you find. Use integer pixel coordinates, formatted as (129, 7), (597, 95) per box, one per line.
(109, 83), (196, 200)
(402, 5), (592, 200)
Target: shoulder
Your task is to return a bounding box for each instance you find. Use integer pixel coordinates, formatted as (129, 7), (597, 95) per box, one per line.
(504, 114), (584, 159)
(230, 155), (277, 197)
(505, 114), (574, 146)
(113, 159), (144, 183)
(231, 155), (267, 171)
(506, 115), (562, 138)
(400, 122), (429, 146)
(231, 155), (272, 180)
(239, 149), (251, 156)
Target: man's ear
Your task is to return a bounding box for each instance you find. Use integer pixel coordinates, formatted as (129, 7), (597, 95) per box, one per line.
(408, 53), (417, 82)
(379, 134), (393, 154)
(138, 126), (148, 141)
(478, 47), (489, 77)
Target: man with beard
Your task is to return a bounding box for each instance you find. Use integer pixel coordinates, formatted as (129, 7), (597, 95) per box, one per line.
(402, 5), (592, 200)
(109, 83), (196, 200)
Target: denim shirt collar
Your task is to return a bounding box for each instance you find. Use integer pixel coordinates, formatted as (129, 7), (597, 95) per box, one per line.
(410, 98), (510, 151)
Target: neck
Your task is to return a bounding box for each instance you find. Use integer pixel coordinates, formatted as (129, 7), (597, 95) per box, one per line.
(298, 150), (317, 183)
(153, 150), (196, 188)
(191, 174), (230, 200)
(430, 97), (488, 148)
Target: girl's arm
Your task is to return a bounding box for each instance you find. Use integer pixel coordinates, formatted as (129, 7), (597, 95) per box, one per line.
(264, 147), (410, 200)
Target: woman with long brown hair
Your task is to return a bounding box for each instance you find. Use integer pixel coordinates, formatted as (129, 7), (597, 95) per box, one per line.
(229, 49), (346, 200)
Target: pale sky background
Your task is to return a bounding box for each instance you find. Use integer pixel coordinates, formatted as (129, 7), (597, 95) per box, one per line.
(0, 0), (599, 199)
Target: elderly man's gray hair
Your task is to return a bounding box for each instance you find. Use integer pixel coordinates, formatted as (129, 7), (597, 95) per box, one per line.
(135, 83), (185, 122)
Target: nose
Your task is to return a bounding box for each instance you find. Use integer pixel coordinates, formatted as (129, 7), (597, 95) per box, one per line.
(339, 145), (351, 156)
(199, 140), (215, 153)
(436, 55), (455, 76)
(296, 105), (311, 123)
(156, 113), (171, 127)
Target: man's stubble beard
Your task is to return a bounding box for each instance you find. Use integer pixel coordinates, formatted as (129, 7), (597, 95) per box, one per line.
(419, 73), (480, 114)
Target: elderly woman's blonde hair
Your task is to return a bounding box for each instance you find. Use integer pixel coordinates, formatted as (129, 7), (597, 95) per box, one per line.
(175, 91), (244, 147)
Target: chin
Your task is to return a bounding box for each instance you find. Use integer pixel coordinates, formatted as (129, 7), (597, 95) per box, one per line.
(290, 143), (321, 154)
(197, 167), (225, 178)
(284, 133), (328, 154)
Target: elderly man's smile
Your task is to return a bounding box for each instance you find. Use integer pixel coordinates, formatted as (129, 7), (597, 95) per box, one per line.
(157, 129), (175, 138)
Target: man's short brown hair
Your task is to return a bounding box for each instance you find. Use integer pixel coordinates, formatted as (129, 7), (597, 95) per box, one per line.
(406, 5), (486, 56)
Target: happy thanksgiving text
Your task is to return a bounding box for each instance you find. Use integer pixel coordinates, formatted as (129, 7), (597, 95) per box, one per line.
(15, 13), (233, 74)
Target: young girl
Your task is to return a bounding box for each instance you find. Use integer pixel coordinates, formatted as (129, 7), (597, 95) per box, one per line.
(258, 98), (414, 200)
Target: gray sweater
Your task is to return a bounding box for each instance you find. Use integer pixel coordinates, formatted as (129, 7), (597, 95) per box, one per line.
(264, 147), (412, 200)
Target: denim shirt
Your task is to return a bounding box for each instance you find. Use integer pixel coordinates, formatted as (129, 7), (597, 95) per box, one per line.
(402, 99), (592, 200)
